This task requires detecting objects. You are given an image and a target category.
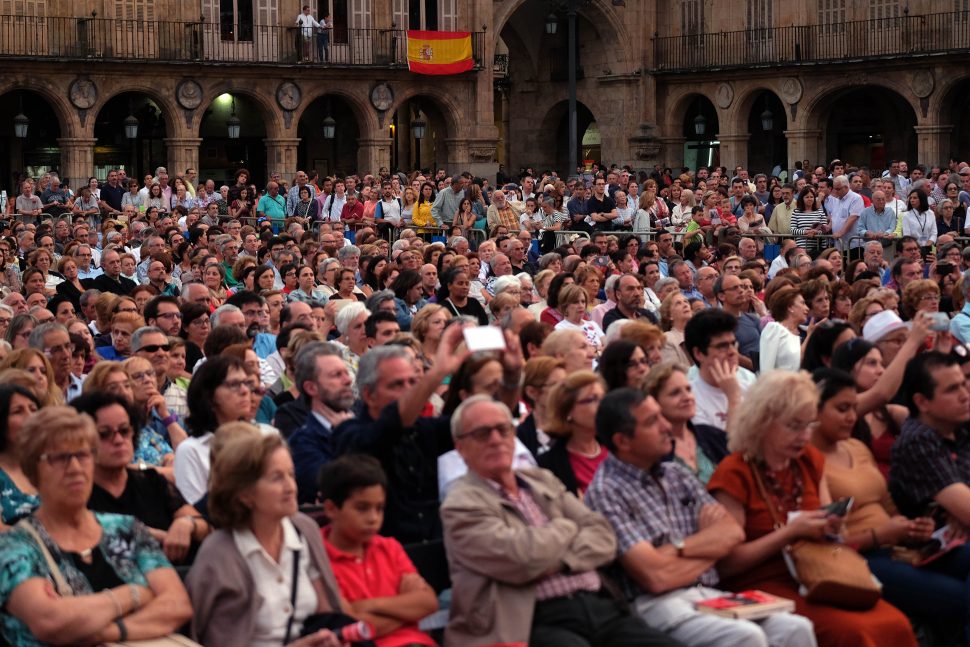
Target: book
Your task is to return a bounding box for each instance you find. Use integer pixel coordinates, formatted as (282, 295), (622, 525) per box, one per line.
(916, 525), (967, 567)
(695, 590), (796, 620)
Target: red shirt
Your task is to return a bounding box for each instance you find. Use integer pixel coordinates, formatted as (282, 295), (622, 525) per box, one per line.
(322, 528), (436, 647)
(340, 200), (365, 222)
(567, 445), (608, 496)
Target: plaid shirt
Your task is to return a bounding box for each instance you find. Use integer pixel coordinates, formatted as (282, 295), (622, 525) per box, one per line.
(585, 454), (719, 600)
(890, 418), (970, 518)
(487, 478), (601, 601)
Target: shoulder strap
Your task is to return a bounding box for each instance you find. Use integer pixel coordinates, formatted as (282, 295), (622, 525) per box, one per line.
(16, 518), (73, 597)
(283, 540), (300, 645)
(745, 456), (784, 530)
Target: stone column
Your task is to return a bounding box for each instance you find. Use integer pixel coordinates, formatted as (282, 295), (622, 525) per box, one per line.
(163, 138), (203, 180)
(443, 138), (470, 174)
(264, 138), (301, 181)
(659, 137), (687, 168)
(57, 137), (96, 188)
(715, 133), (750, 171)
(914, 124), (954, 167)
(783, 129), (822, 173)
(357, 137), (391, 175)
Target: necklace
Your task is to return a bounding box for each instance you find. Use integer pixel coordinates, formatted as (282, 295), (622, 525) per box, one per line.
(755, 458), (804, 515)
(568, 439), (601, 459)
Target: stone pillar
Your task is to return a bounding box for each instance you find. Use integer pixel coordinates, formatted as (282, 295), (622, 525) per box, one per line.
(443, 138), (470, 174)
(659, 137), (687, 168)
(357, 137), (391, 175)
(714, 133), (750, 171)
(163, 138), (203, 180)
(264, 138), (301, 181)
(783, 129), (822, 174)
(914, 124), (954, 166)
(57, 137), (96, 188)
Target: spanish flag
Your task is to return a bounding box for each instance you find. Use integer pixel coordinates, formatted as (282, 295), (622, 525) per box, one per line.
(407, 30), (473, 75)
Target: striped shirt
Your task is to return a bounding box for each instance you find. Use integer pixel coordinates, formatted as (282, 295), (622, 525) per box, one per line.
(790, 208), (827, 252)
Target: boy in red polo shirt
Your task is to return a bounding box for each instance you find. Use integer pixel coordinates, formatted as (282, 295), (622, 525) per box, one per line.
(320, 456), (438, 647)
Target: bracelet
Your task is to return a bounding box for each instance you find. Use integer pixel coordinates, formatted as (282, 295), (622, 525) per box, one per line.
(104, 588), (122, 618)
(870, 528), (879, 549)
(114, 619), (128, 642)
(128, 583), (141, 611)
(161, 413), (178, 426)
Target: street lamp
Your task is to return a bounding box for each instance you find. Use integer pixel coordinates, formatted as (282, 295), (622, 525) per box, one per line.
(227, 99), (241, 139)
(411, 111), (426, 140)
(13, 94), (29, 139)
(694, 113), (706, 137)
(124, 113), (139, 140)
(545, 13), (558, 34)
(322, 114), (336, 140)
(761, 107), (774, 132)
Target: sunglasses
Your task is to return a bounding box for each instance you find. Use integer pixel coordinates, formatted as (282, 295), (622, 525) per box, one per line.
(137, 344), (171, 353)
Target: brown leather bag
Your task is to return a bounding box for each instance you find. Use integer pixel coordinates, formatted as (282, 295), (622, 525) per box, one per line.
(749, 458), (882, 610)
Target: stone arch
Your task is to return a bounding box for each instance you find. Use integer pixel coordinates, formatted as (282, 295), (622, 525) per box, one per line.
(728, 84), (787, 132)
(535, 99), (599, 173)
(297, 94), (364, 176)
(493, 0), (633, 57)
(934, 75), (970, 161)
(802, 77), (918, 133)
(294, 87), (378, 136)
(0, 79), (74, 137)
(198, 82), (283, 138)
(663, 89), (722, 140)
(731, 87), (788, 174)
(90, 84), (179, 138)
(386, 87), (462, 138)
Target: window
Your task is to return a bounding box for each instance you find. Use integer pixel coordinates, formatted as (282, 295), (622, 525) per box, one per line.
(818, 0), (845, 35)
(868, 0), (899, 22)
(220, 0), (253, 41)
(393, 0), (407, 28)
(1, 0), (43, 13)
(681, 0), (703, 35)
(747, 0), (772, 40)
(114, 0), (154, 20)
(957, 0), (970, 22)
(350, 0), (371, 28)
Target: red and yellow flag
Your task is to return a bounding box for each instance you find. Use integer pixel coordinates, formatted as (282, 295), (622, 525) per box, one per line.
(407, 30), (473, 75)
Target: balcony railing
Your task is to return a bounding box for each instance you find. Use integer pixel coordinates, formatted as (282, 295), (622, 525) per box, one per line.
(0, 15), (485, 69)
(654, 11), (970, 71)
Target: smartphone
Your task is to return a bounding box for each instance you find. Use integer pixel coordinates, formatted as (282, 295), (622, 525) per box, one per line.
(822, 497), (854, 517)
(462, 325), (506, 353)
(920, 245), (933, 258)
(936, 262), (955, 275)
(928, 311), (951, 332)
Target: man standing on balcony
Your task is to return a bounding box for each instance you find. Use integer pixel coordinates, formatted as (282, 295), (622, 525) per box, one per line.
(318, 12), (333, 63)
(295, 6), (320, 63)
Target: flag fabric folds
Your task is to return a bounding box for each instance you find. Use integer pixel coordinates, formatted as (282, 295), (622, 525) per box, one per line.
(406, 30), (473, 75)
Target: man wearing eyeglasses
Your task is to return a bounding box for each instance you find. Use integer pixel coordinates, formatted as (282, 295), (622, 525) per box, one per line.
(684, 309), (755, 431)
(441, 393), (679, 647)
(29, 322), (83, 401)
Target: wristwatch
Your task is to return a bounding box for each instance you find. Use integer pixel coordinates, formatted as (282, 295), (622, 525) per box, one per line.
(672, 537), (686, 558)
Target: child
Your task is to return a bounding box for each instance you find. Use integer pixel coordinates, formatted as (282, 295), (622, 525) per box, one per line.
(319, 456), (438, 647)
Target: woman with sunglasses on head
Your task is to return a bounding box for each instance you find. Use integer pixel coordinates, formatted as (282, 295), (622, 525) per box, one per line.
(74, 392), (209, 565)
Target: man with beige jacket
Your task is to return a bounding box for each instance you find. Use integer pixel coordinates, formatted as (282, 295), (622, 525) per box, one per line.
(440, 395), (682, 647)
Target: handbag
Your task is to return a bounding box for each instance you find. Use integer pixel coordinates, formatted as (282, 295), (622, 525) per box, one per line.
(748, 459), (882, 610)
(16, 519), (202, 647)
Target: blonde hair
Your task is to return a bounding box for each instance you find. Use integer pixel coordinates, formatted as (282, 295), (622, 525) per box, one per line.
(643, 361), (687, 399)
(83, 361), (128, 394)
(522, 356), (565, 407)
(544, 370), (604, 438)
(0, 348), (63, 405)
(410, 303), (451, 343)
(728, 371), (818, 457)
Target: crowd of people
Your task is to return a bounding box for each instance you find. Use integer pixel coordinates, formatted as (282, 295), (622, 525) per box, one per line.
(0, 156), (967, 647)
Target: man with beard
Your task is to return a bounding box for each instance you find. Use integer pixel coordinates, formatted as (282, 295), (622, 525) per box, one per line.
(290, 342), (356, 503)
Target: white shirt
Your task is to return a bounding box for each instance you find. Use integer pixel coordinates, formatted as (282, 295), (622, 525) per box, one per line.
(379, 198), (402, 226)
(555, 318), (605, 349)
(759, 321), (802, 373)
(233, 518), (320, 647)
(688, 366), (756, 429)
(173, 432), (212, 503)
(437, 438), (537, 499)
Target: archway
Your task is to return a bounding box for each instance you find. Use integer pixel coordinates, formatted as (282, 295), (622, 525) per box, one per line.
(298, 96), (360, 177)
(94, 92), (168, 183)
(199, 93), (267, 188)
(538, 100), (597, 175)
(681, 95), (719, 171)
(745, 91), (787, 176)
(390, 96), (449, 173)
(817, 86), (916, 169)
(0, 89), (62, 195)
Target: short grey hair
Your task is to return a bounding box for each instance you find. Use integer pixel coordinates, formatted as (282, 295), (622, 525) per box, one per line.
(335, 302), (370, 336)
(365, 290), (395, 312)
(337, 245), (360, 260)
(865, 240), (883, 252)
(448, 236), (468, 248)
(211, 304), (243, 328)
(356, 345), (411, 394)
(603, 273), (621, 294)
(654, 277), (678, 294)
(391, 239), (410, 252)
(833, 174), (849, 188)
(538, 252), (562, 270)
(131, 326), (167, 352)
(79, 289), (101, 307)
(0, 304), (14, 319)
(450, 394), (513, 440)
(293, 341), (344, 396)
(180, 281), (206, 300)
(28, 322), (68, 350)
(492, 275), (520, 296)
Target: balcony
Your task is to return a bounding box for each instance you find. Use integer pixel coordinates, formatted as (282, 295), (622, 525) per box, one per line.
(654, 11), (970, 72)
(0, 15), (485, 69)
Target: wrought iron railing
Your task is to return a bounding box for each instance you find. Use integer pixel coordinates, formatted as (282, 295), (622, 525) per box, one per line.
(0, 15), (485, 69)
(654, 11), (970, 71)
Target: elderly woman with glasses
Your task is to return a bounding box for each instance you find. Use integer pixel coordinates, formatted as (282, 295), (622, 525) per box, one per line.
(74, 392), (209, 565)
(708, 371), (918, 647)
(0, 406), (192, 646)
(900, 279), (941, 321)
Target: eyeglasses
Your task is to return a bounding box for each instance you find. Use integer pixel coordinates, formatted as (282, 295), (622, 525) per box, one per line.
(129, 369), (156, 382)
(221, 379), (253, 393)
(919, 294), (940, 302)
(456, 422), (515, 443)
(39, 449), (93, 470)
(156, 311), (182, 320)
(248, 383), (267, 396)
(785, 418), (819, 433)
(44, 342), (72, 357)
(189, 318), (210, 327)
(136, 344), (171, 353)
(627, 357), (650, 368)
(117, 307), (138, 313)
(97, 425), (134, 441)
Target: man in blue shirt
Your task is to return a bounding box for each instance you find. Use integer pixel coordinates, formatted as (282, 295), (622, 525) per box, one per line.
(257, 181), (287, 230)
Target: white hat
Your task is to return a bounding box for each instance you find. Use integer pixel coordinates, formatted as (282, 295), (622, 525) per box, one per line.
(862, 310), (908, 343)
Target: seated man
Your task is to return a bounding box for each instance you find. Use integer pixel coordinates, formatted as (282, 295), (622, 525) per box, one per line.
(684, 309), (754, 430)
(585, 389), (815, 647)
(441, 394), (681, 647)
(890, 352), (970, 521)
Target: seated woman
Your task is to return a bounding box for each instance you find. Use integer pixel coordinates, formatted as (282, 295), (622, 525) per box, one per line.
(0, 348), (64, 406)
(598, 339), (651, 391)
(708, 370), (918, 647)
(0, 406), (192, 646)
(0, 385), (40, 527)
(74, 392), (210, 565)
(645, 362), (727, 484)
(185, 424), (345, 646)
(538, 370), (607, 497)
(810, 368), (970, 642)
(554, 284), (605, 351)
(517, 356), (566, 458)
